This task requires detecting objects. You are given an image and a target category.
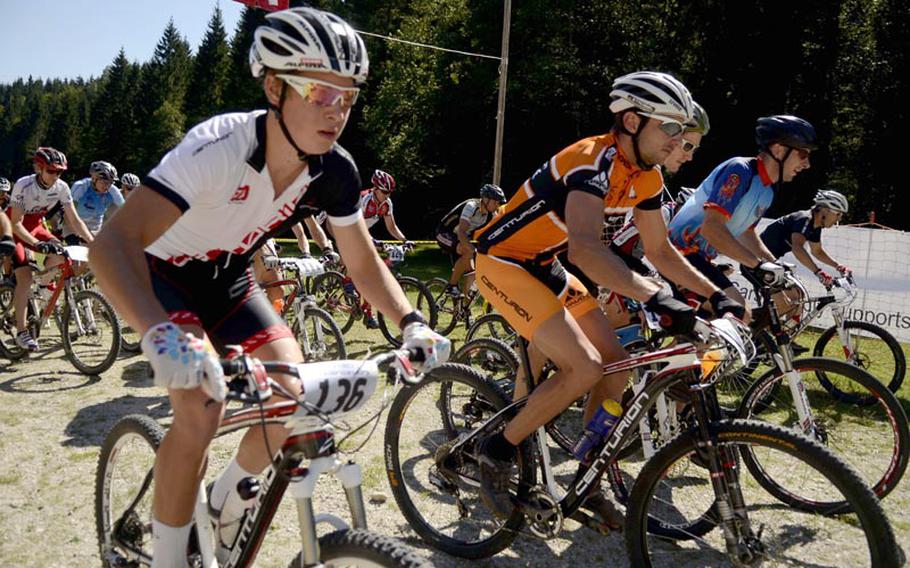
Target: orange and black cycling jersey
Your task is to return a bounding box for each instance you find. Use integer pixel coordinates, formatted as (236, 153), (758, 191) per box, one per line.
(475, 132), (664, 264)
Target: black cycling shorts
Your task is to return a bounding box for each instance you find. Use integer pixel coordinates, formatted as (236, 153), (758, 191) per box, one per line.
(146, 254), (292, 356)
(435, 230), (459, 263)
(682, 252), (733, 295)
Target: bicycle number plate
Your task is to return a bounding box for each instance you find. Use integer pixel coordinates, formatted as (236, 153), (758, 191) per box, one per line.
(388, 246), (405, 262)
(297, 360), (380, 417)
(64, 245), (89, 262)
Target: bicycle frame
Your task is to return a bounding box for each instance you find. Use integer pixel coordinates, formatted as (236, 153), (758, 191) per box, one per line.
(216, 399), (370, 568)
(30, 255), (96, 337)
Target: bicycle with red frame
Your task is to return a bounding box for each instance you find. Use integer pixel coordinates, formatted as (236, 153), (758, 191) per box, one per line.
(0, 245), (121, 374)
(311, 241), (437, 346)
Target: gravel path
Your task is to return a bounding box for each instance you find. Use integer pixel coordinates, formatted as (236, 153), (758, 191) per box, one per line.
(0, 334), (907, 567)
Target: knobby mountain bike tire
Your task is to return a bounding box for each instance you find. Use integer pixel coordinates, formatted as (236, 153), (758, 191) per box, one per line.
(813, 320), (906, 397)
(384, 363), (533, 559)
(377, 276), (437, 347)
(287, 529), (431, 568)
(624, 420), (900, 567)
(293, 305), (347, 362)
(96, 414), (166, 568)
(738, 357), (909, 509)
(62, 289), (121, 375)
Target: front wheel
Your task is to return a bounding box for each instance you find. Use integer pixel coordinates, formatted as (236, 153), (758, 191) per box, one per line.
(377, 276), (437, 347)
(288, 529), (430, 567)
(311, 271), (358, 333)
(62, 289), (121, 375)
(96, 415), (164, 568)
(624, 420), (900, 567)
(738, 357), (909, 508)
(293, 306), (347, 362)
(384, 363), (532, 558)
(425, 277), (460, 336)
(813, 320), (906, 397)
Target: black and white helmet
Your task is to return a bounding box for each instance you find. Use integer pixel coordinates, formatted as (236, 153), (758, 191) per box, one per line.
(479, 183), (506, 203)
(250, 7), (369, 84)
(813, 189), (848, 214)
(609, 71), (695, 123)
(120, 173), (140, 188)
(90, 160), (118, 182)
(0, 177), (9, 193)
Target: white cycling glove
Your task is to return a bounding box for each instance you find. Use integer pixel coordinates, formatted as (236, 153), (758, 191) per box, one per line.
(754, 261), (787, 286)
(141, 322), (226, 402)
(262, 255), (281, 270)
(401, 322), (451, 373)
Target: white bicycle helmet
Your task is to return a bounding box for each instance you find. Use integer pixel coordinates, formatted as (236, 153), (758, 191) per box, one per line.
(120, 173), (140, 188)
(686, 102), (710, 135)
(813, 189), (848, 214)
(609, 71), (695, 122)
(90, 160), (118, 182)
(0, 177), (9, 193)
(250, 7), (369, 84)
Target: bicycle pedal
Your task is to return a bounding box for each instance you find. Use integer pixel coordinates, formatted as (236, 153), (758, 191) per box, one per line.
(569, 509), (614, 536)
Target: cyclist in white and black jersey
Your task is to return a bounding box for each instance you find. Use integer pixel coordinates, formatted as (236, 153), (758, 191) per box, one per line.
(10, 147), (95, 351)
(89, 9), (450, 567)
(359, 168), (411, 244)
(435, 183), (506, 296)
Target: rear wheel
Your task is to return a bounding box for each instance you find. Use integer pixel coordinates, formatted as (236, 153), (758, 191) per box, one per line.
(384, 364), (532, 558)
(0, 283), (27, 360)
(425, 277), (459, 336)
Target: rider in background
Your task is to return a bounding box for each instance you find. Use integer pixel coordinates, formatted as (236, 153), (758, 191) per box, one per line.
(667, 114), (818, 322)
(760, 189), (851, 286)
(63, 160), (124, 245)
(434, 183), (506, 297)
(9, 147), (94, 351)
(119, 172), (141, 200)
(89, 9), (449, 567)
(360, 169), (412, 245)
(253, 218), (336, 314)
(0, 177), (11, 210)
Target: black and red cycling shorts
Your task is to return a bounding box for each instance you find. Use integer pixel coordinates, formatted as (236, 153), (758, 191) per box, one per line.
(12, 224), (58, 269)
(146, 254), (293, 356)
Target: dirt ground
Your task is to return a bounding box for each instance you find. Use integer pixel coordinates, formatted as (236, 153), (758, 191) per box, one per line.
(0, 329), (907, 567)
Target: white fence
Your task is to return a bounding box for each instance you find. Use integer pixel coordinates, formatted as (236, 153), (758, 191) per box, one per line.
(721, 221), (910, 343)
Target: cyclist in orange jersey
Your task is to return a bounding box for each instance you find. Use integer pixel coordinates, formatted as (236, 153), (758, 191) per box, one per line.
(472, 71), (743, 524)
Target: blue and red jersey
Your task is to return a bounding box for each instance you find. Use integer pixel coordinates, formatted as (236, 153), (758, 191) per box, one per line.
(667, 157), (775, 260)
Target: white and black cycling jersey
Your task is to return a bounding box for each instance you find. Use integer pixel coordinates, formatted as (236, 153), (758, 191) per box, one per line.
(10, 174), (72, 229)
(437, 198), (493, 235)
(145, 111), (362, 277)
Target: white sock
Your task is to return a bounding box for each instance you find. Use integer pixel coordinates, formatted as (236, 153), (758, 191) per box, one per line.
(210, 458), (257, 547)
(151, 517), (192, 568)
(210, 458), (255, 512)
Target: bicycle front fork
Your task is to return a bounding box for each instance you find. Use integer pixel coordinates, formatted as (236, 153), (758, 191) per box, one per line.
(288, 456), (367, 566)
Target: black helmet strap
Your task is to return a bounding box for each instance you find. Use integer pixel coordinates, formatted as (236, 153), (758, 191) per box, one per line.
(269, 83), (310, 163)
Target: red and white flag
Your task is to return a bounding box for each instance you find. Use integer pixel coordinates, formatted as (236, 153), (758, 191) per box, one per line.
(233, 0), (289, 11)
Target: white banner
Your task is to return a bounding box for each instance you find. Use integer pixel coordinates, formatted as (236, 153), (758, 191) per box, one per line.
(721, 221), (910, 343)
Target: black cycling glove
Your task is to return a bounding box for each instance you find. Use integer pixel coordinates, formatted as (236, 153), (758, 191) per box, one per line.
(709, 291), (745, 320)
(36, 240), (65, 256)
(0, 236), (15, 258)
(645, 288), (696, 335)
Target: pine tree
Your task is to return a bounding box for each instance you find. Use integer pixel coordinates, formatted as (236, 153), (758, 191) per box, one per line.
(185, 6), (231, 128)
